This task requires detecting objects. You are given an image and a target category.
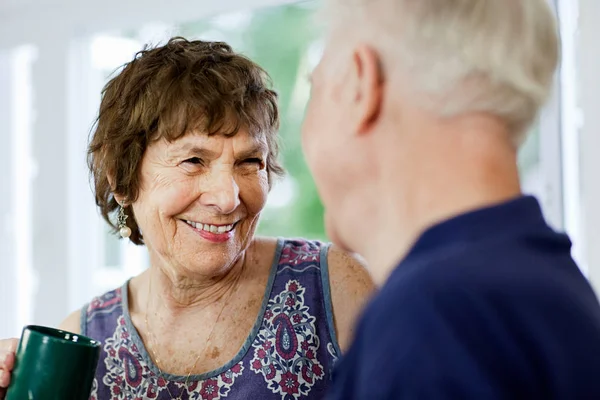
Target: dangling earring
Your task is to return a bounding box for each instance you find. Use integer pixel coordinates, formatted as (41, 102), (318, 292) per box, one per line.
(117, 205), (132, 239)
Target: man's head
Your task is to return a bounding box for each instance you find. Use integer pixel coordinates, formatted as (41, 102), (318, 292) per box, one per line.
(302, 0), (559, 254)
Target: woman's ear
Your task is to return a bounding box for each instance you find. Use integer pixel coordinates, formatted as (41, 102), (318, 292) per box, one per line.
(107, 174), (126, 206)
(114, 194), (126, 206)
(107, 169), (116, 191)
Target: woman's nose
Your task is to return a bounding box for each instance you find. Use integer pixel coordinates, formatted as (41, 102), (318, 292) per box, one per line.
(199, 169), (241, 214)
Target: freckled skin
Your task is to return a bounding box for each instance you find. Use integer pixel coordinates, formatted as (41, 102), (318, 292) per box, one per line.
(210, 347), (220, 360)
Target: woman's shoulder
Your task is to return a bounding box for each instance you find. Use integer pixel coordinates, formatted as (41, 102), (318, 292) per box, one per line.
(58, 284), (126, 335)
(254, 236), (372, 276)
(85, 285), (126, 315)
(326, 245), (372, 286)
(58, 309), (82, 334)
(322, 245), (375, 352)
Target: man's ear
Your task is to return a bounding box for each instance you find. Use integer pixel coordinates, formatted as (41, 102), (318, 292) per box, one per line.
(350, 44), (384, 135)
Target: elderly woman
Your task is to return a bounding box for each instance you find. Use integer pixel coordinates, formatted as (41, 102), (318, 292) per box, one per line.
(0, 37), (373, 399)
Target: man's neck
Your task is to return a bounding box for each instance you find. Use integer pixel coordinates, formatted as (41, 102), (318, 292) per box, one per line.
(362, 185), (522, 285)
(355, 122), (522, 285)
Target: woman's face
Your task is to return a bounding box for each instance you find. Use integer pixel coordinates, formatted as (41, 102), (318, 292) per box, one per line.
(131, 127), (270, 279)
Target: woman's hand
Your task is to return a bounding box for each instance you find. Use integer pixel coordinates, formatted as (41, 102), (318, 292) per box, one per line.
(0, 338), (18, 400)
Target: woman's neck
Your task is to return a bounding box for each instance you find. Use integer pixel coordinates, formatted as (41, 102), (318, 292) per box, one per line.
(144, 250), (247, 317)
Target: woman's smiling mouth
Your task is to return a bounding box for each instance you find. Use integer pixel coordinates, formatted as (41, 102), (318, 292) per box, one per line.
(182, 220), (239, 242)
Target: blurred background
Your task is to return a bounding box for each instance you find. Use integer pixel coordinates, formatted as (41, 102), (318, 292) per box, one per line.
(0, 0), (598, 338)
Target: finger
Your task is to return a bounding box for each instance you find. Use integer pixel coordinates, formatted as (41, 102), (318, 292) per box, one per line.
(0, 353), (14, 372)
(0, 339), (17, 353)
(8, 340), (16, 353)
(0, 368), (10, 389)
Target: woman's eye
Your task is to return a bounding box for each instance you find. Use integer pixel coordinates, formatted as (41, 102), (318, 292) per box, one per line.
(243, 158), (265, 169)
(183, 157), (203, 165)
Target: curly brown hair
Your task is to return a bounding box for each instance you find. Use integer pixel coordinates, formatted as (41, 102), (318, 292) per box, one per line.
(88, 37), (284, 245)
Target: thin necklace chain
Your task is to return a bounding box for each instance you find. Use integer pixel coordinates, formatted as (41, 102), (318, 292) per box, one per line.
(143, 270), (240, 400)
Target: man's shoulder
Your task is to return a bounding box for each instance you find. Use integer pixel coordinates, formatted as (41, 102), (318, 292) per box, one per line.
(357, 245), (557, 340)
(390, 228), (584, 297)
(355, 263), (451, 344)
(357, 237), (600, 356)
(343, 232), (600, 399)
(372, 248), (492, 306)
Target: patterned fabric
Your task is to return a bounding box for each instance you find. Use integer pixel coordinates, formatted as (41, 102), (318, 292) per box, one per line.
(82, 239), (341, 400)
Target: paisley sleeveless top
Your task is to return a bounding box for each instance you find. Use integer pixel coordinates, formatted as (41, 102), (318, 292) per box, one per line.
(81, 238), (341, 399)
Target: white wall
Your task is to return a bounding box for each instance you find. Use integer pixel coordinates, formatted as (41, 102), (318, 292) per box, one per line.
(579, 0), (600, 291)
(0, 50), (17, 339)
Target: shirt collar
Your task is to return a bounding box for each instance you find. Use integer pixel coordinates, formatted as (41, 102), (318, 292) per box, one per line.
(404, 195), (548, 261)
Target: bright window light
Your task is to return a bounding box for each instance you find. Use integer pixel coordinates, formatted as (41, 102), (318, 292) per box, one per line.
(11, 44), (38, 333)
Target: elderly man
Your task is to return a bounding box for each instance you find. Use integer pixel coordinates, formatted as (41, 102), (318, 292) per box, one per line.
(302, 0), (600, 398)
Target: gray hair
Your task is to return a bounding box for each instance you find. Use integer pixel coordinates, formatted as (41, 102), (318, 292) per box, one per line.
(321, 0), (560, 145)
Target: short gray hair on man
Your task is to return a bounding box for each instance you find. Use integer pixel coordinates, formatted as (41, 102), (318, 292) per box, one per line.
(321, 0), (560, 146)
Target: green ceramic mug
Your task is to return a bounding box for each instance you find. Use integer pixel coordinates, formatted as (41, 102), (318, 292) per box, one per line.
(6, 325), (101, 400)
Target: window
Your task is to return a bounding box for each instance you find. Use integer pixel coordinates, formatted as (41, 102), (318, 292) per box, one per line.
(0, 44), (37, 337)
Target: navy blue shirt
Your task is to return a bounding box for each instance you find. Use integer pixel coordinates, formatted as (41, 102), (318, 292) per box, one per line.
(329, 196), (600, 399)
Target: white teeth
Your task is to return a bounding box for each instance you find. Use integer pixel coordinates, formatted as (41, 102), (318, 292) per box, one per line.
(185, 220), (235, 234)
